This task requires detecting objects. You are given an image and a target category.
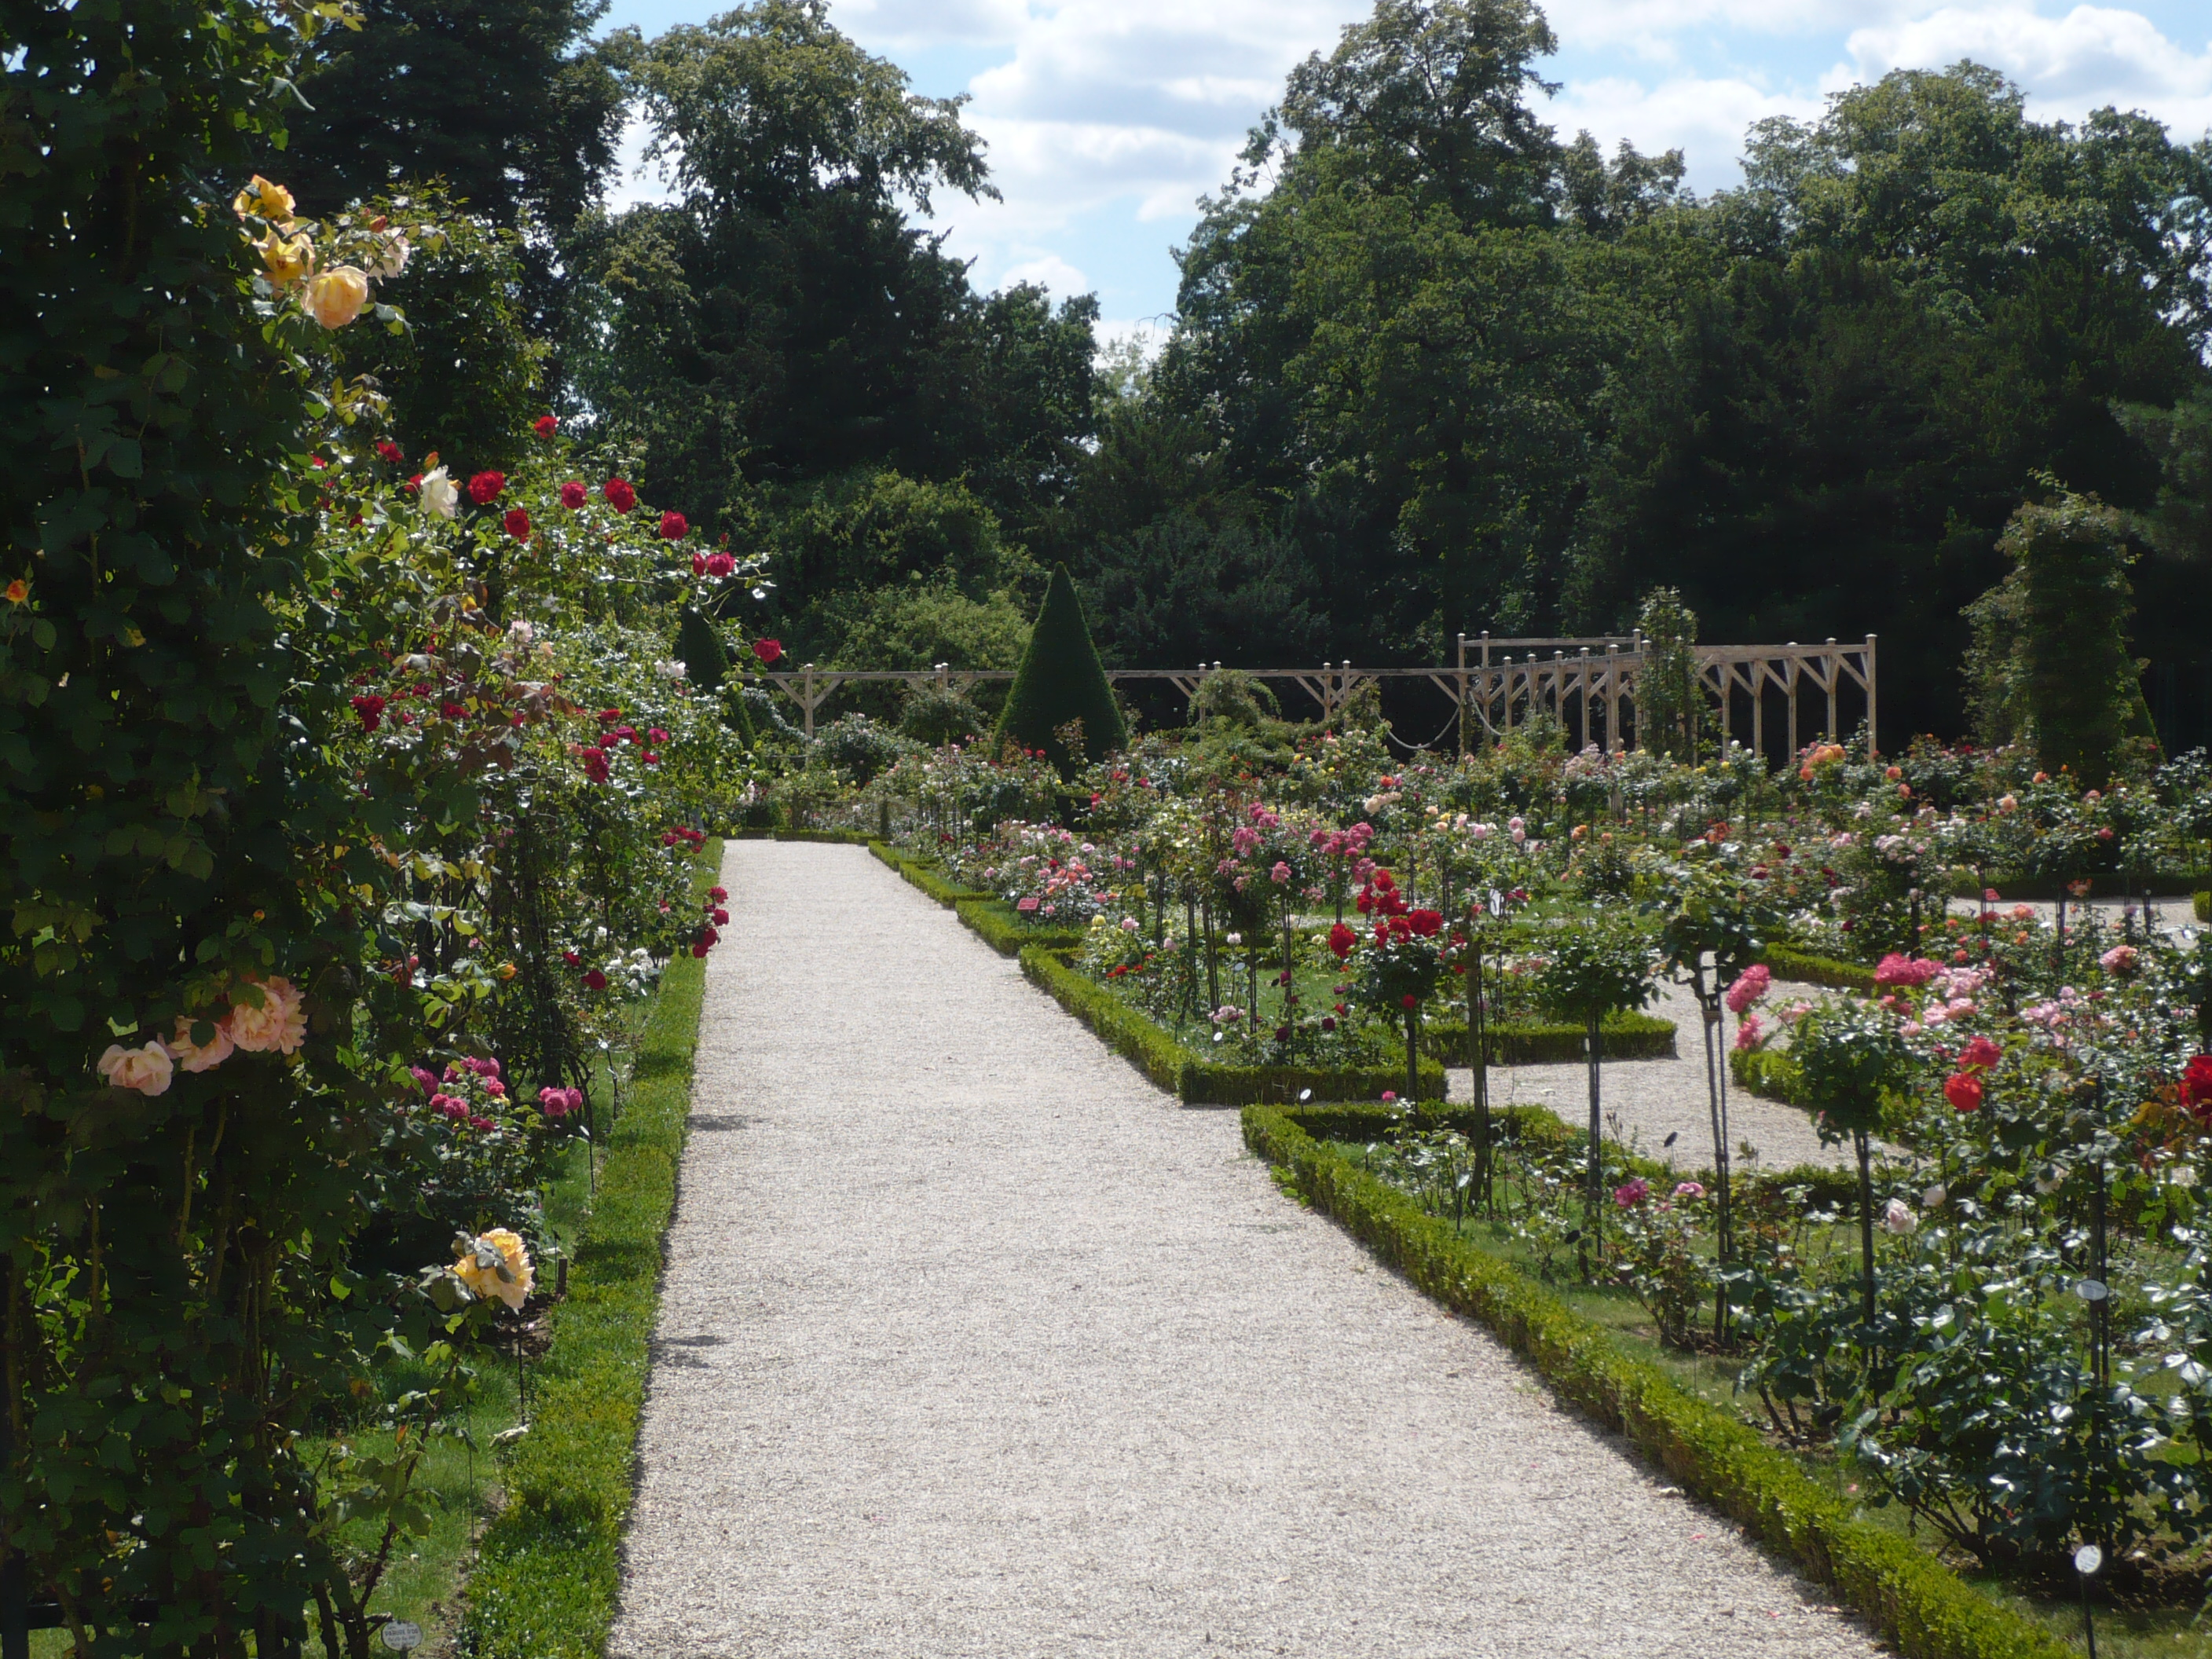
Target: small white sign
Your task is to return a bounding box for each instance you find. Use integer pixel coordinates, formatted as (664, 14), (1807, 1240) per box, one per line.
(380, 1621), (423, 1651)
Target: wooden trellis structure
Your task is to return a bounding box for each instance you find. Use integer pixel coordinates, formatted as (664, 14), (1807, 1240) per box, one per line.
(745, 632), (1878, 761)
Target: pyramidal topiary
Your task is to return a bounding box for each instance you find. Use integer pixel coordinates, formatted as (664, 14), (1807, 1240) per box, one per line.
(993, 564), (1126, 773)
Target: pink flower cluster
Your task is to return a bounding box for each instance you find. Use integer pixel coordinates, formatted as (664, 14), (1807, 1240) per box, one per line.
(539, 1085), (586, 1119)
(1723, 963), (1771, 1015)
(1873, 953), (1941, 988)
(97, 976), (307, 1097)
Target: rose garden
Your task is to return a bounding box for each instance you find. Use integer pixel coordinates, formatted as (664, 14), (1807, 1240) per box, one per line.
(13, 0), (2212, 1654)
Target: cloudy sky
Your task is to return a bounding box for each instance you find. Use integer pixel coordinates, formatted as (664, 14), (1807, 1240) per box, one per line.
(599, 0), (2212, 346)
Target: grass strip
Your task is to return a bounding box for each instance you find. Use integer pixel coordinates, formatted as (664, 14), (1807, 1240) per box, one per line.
(456, 845), (719, 1659)
(1020, 943), (1444, 1105)
(1242, 1105), (2073, 1659)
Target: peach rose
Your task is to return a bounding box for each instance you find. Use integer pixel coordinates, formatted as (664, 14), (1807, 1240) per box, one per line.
(97, 1041), (174, 1097)
(232, 174), (296, 224)
(228, 976), (306, 1055)
(304, 266), (370, 328)
(168, 1013), (236, 1073)
(255, 229), (313, 287)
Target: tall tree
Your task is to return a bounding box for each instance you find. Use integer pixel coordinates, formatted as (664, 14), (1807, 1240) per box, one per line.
(566, 1), (1098, 541)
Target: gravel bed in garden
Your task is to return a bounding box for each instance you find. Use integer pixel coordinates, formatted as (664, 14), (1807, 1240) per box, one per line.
(1449, 979), (1855, 1174)
(611, 840), (1880, 1657)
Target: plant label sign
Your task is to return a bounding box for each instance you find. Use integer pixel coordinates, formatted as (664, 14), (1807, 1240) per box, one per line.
(380, 1621), (423, 1651)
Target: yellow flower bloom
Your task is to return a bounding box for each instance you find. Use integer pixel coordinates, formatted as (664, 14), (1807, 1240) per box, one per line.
(453, 1229), (533, 1311)
(303, 265), (370, 328)
(256, 229), (314, 287)
(233, 174), (296, 224)
(4, 579), (27, 606)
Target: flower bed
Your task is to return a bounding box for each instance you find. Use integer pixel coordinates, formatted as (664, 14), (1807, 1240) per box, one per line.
(1243, 1105), (2074, 1659)
(1022, 947), (1445, 1104)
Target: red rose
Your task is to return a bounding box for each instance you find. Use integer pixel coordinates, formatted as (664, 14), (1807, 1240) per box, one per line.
(534, 414), (558, 438)
(375, 440), (403, 466)
(598, 707), (622, 723)
(709, 886), (727, 902)
(504, 507), (531, 542)
(560, 480), (587, 510)
(659, 511), (687, 540)
(468, 470), (505, 505)
(603, 477), (636, 512)
(691, 940), (710, 958)
(1943, 1072), (1983, 1112)
(562, 950), (581, 965)
(350, 694), (386, 731)
(1408, 909), (1442, 938)
(692, 553), (708, 575)
(642, 750), (659, 764)
(2185, 1055), (2212, 1114)
(579, 746), (610, 784)
(403, 473), (423, 496)
(584, 968), (609, 991)
(649, 727), (669, 743)
(1328, 922), (1357, 959)
(440, 701), (467, 720)
(712, 907), (730, 925)
(1959, 1035), (2001, 1072)
(753, 638), (783, 665)
(705, 551), (735, 577)
(1401, 994), (1417, 1009)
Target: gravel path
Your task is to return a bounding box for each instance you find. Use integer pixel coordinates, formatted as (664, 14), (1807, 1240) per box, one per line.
(610, 841), (1880, 1657)
(1452, 980), (1852, 1173)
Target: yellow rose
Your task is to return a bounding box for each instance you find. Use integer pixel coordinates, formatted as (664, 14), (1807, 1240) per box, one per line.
(233, 174), (296, 224)
(303, 266), (370, 328)
(256, 229), (314, 287)
(453, 1229), (533, 1311)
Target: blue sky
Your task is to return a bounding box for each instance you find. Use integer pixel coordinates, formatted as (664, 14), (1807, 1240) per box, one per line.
(599, 0), (2212, 347)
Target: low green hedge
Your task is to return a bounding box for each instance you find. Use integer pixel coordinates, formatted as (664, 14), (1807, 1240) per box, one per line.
(2197, 890), (2210, 924)
(868, 840), (992, 904)
(460, 848), (719, 1658)
(1730, 1044), (1809, 1107)
(1243, 1107), (2074, 1659)
(1020, 945), (1445, 1105)
(954, 896), (1086, 956)
(1423, 1011), (1676, 1065)
(1760, 943), (1877, 992)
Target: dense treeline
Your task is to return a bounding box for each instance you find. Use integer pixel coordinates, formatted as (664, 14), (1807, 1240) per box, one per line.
(277, 0), (2212, 742)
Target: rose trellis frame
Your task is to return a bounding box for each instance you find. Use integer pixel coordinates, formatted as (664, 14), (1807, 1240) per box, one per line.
(746, 633), (1879, 762)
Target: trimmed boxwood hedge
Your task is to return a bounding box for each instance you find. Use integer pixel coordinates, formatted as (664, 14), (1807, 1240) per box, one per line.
(1760, 944), (1877, 992)
(1020, 944), (1445, 1105)
(869, 840), (992, 904)
(866, 842), (1089, 952)
(459, 846), (720, 1658)
(1243, 1106), (2075, 1659)
(1423, 1011), (1676, 1065)
(2197, 890), (2210, 924)
(1730, 1045), (1809, 1107)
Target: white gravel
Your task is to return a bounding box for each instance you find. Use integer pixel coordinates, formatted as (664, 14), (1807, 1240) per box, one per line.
(610, 841), (1881, 1657)
(1453, 979), (1854, 1173)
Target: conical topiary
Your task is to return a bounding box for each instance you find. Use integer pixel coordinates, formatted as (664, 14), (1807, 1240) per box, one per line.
(993, 565), (1126, 773)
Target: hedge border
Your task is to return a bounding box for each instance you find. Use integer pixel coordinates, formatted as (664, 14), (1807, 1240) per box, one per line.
(1760, 944), (1877, 993)
(1242, 1107), (2075, 1659)
(2197, 891), (2210, 925)
(1423, 1011), (1677, 1065)
(456, 846), (719, 1659)
(1019, 944), (1445, 1105)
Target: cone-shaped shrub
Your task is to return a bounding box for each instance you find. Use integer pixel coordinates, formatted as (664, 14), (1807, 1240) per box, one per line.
(994, 564), (1126, 771)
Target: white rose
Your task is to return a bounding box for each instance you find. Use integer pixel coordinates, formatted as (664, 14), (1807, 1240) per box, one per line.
(98, 1041), (174, 1097)
(420, 467), (459, 519)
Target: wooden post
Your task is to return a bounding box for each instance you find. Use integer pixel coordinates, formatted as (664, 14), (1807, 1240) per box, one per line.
(1751, 663), (1763, 768)
(1864, 634), (1879, 759)
(1456, 634), (1469, 758)
(802, 664), (817, 741)
(1606, 644), (1621, 753)
(1785, 647), (1800, 767)
(1824, 639), (1839, 741)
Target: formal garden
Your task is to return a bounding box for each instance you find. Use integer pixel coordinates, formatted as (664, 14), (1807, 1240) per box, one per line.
(13, 0), (2212, 1653)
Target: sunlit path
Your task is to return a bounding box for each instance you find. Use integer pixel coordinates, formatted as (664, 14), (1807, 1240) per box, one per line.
(610, 840), (1878, 1658)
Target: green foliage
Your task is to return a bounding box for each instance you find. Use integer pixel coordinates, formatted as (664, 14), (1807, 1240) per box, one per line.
(280, 0), (624, 266)
(1759, 943), (1878, 993)
(1424, 1012), (1675, 1064)
(1964, 488), (2161, 786)
(1240, 1108), (2079, 1659)
(1634, 588), (1701, 762)
(994, 566), (1128, 772)
(899, 684), (987, 746)
(1789, 998), (1913, 1135)
(1188, 668), (1280, 729)
(1533, 910), (1661, 1024)
(676, 606), (728, 693)
(334, 187), (545, 468)
(566, 3), (1097, 540)
(460, 852), (715, 1659)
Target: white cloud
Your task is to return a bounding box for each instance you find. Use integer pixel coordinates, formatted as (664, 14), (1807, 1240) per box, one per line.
(998, 251), (1091, 293)
(1541, 74), (1824, 189)
(1843, 5), (2212, 133)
